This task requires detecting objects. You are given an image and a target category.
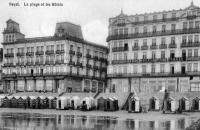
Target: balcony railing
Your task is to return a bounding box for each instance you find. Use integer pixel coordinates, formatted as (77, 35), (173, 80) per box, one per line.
(181, 42), (200, 48)
(16, 62), (25, 66)
(45, 61), (54, 65)
(112, 47), (129, 52)
(69, 50), (75, 55)
(159, 44), (167, 49)
(186, 56), (200, 61)
(150, 45), (158, 50)
(4, 53), (14, 57)
(26, 62), (34, 66)
(45, 50), (54, 55)
(141, 45), (148, 50)
(86, 54), (92, 59)
(132, 46), (140, 51)
(55, 60), (64, 64)
(35, 61), (44, 65)
(76, 52), (82, 57)
(56, 50), (65, 54)
(69, 61), (75, 66)
(35, 51), (44, 55)
(3, 63), (14, 67)
(107, 28), (200, 42)
(168, 43), (177, 48)
(187, 15), (197, 20)
(16, 52), (25, 57)
(26, 52), (34, 56)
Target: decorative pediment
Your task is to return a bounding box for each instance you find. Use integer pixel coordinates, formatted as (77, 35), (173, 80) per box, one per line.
(185, 1), (200, 10)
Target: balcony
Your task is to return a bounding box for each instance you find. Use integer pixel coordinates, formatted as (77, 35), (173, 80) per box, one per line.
(16, 62), (25, 66)
(45, 50), (54, 55)
(76, 52), (82, 57)
(141, 45), (148, 50)
(159, 44), (167, 49)
(112, 46), (129, 52)
(35, 51), (44, 55)
(68, 61), (75, 66)
(86, 54), (92, 59)
(69, 50), (75, 55)
(99, 57), (107, 62)
(26, 52), (34, 56)
(56, 50), (65, 54)
(168, 43), (177, 48)
(187, 15), (197, 20)
(45, 61), (54, 65)
(3, 63), (14, 67)
(86, 64), (92, 68)
(132, 46), (140, 51)
(181, 42), (200, 48)
(4, 53), (14, 57)
(186, 56), (200, 61)
(76, 62), (83, 67)
(117, 23), (126, 26)
(107, 28), (200, 42)
(16, 52), (25, 57)
(168, 57), (182, 62)
(150, 45), (158, 50)
(55, 60), (64, 64)
(26, 62), (34, 66)
(35, 61), (44, 65)
(93, 56), (99, 60)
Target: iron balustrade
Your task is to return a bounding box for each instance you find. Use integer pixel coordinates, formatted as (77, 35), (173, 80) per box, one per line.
(45, 50), (54, 55)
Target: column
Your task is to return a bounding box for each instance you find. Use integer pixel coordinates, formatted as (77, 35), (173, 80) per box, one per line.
(102, 82), (105, 93)
(34, 79), (36, 92)
(24, 79), (27, 92)
(44, 79), (46, 91)
(90, 80), (92, 93)
(15, 80), (17, 92)
(82, 79), (85, 92)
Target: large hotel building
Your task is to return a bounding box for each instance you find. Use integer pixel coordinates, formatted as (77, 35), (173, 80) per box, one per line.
(2, 19), (107, 94)
(107, 2), (200, 96)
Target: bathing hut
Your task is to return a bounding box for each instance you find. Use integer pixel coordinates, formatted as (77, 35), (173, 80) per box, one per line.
(48, 96), (54, 109)
(149, 96), (160, 111)
(81, 97), (92, 111)
(0, 95), (6, 107)
(105, 98), (117, 111)
(25, 96), (30, 108)
(57, 96), (67, 110)
(52, 97), (57, 109)
(29, 96), (37, 109)
(128, 96), (140, 113)
(39, 96), (45, 109)
(35, 96), (41, 109)
(179, 97), (190, 111)
(2, 96), (9, 107)
(113, 97), (119, 111)
(163, 97), (176, 113)
(97, 97), (106, 110)
(192, 97), (200, 111)
(44, 97), (49, 109)
(71, 96), (81, 110)
(89, 97), (96, 110)
(64, 96), (71, 110)
(18, 97), (25, 108)
(7, 96), (13, 108)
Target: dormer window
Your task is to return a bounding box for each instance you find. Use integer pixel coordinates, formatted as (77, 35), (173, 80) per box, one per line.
(187, 10), (197, 19)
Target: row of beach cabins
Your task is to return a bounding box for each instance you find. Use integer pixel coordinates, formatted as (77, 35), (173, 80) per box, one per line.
(1, 95), (200, 113)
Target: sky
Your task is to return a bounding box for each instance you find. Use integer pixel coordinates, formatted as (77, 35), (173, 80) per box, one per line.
(0, 0), (199, 47)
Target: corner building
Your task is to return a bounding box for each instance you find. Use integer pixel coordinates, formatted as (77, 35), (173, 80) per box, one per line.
(107, 2), (200, 95)
(2, 19), (107, 93)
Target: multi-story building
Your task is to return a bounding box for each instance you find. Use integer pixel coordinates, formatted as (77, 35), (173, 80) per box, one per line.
(107, 2), (200, 96)
(2, 19), (107, 94)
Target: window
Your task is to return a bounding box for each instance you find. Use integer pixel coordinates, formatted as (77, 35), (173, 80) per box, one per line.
(113, 66), (117, 74)
(172, 13), (176, 18)
(153, 15), (157, 21)
(171, 24), (176, 31)
(134, 52), (138, 59)
(152, 38), (156, 46)
(61, 44), (64, 50)
(195, 35), (199, 42)
(152, 51), (156, 59)
(171, 37), (175, 44)
(189, 21), (194, 29)
(143, 39), (147, 46)
(195, 21), (200, 29)
(162, 14), (167, 20)
(118, 53), (122, 60)
(77, 47), (81, 52)
(194, 49), (198, 57)
(134, 40), (138, 47)
(188, 35), (193, 43)
(187, 63), (192, 72)
(144, 16), (148, 21)
(160, 64), (165, 73)
(119, 28), (123, 35)
(143, 52), (147, 59)
(50, 45), (54, 51)
(182, 36), (187, 43)
(124, 28), (128, 35)
(194, 63), (198, 72)
(162, 25), (166, 32)
(161, 51), (165, 58)
(135, 27), (139, 34)
(135, 17), (139, 22)
(170, 50), (175, 58)
(124, 53), (127, 60)
(142, 65), (146, 73)
(161, 37), (166, 44)
(143, 26), (147, 34)
(133, 65), (137, 73)
(123, 66), (127, 73)
(188, 49), (192, 57)
(183, 22), (187, 30)
(87, 49), (90, 54)
(113, 54), (117, 60)
(70, 45), (73, 50)
(118, 66), (122, 73)
(114, 29), (118, 35)
(57, 45), (60, 50)
(151, 64), (155, 73)
(153, 25), (157, 32)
